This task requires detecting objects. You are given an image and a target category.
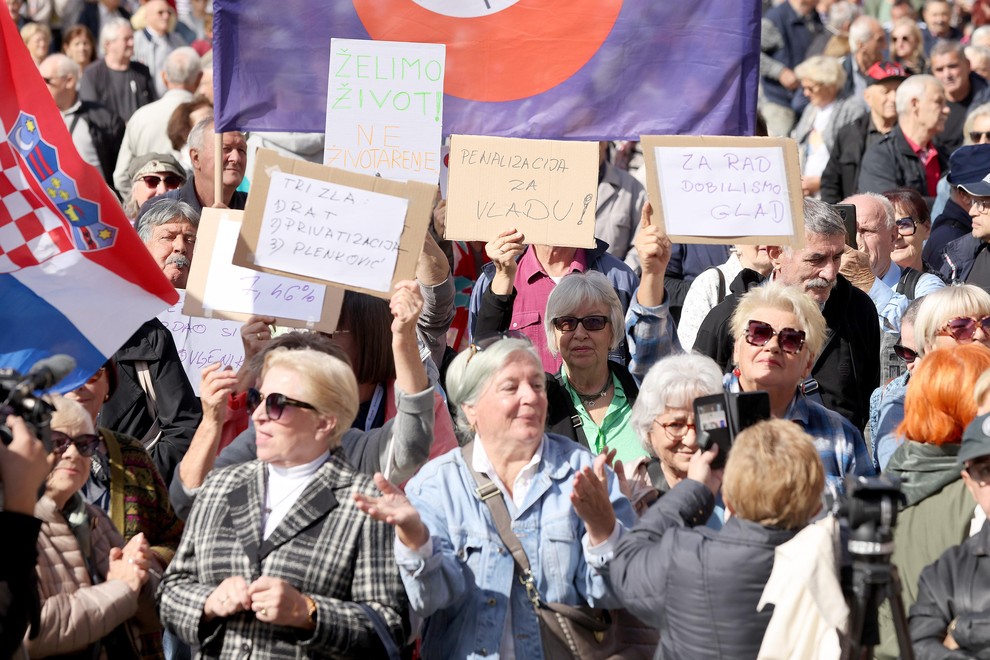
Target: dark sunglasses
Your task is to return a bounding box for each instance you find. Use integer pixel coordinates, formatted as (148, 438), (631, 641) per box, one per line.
(970, 131), (990, 143)
(939, 315), (990, 342)
(966, 460), (990, 486)
(51, 431), (101, 457)
(247, 388), (316, 420)
(139, 174), (183, 189)
(894, 217), (918, 236)
(744, 319), (807, 354)
(892, 344), (918, 364)
(551, 315), (609, 332)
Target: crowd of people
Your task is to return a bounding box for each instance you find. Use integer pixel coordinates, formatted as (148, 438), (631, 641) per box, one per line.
(5, 0), (990, 658)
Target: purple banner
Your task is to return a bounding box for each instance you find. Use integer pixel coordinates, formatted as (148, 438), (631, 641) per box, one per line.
(213, 0), (760, 140)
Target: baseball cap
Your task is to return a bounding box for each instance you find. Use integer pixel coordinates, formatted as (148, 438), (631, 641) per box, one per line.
(865, 61), (907, 85)
(128, 153), (186, 182)
(948, 145), (990, 191)
(959, 412), (990, 464)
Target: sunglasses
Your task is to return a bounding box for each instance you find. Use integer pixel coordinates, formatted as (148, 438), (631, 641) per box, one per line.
(247, 388), (316, 420)
(974, 198), (990, 214)
(139, 174), (183, 189)
(892, 344), (918, 364)
(51, 431), (101, 457)
(970, 131), (990, 143)
(744, 319), (807, 354)
(551, 315), (609, 332)
(894, 217), (918, 236)
(966, 460), (990, 486)
(466, 330), (531, 364)
(938, 315), (990, 342)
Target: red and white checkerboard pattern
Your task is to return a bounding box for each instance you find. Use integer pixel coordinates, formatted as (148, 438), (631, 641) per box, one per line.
(0, 132), (74, 274)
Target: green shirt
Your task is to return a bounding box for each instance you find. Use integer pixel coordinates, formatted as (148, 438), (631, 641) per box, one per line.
(560, 369), (646, 464)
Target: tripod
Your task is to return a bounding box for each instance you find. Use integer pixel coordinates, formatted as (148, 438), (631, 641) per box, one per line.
(843, 554), (915, 660)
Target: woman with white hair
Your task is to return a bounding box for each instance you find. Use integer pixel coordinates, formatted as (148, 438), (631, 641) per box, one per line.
(792, 54), (867, 198)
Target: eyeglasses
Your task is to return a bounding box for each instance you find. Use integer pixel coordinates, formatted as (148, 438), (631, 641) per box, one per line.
(970, 131), (990, 143)
(892, 344), (918, 364)
(654, 418), (696, 440)
(891, 35), (912, 43)
(800, 82), (822, 95)
(51, 431), (101, 457)
(965, 460), (990, 486)
(138, 174), (183, 190)
(744, 319), (807, 354)
(247, 388), (316, 420)
(466, 330), (531, 364)
(551, 315), (609, 332)
(894, 217), (918, 235)
(938, 315), (990, 342)
(973, 198), (990, 213)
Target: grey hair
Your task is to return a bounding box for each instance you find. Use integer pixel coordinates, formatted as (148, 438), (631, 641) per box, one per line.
(847, 192), (896, 230)
(827, 1), (860, 35)
(972, 26), (990, 49)
(187, 116), (215, 153)
(965, 44), (990, 66)
(135, 197), (200, 243)
(99, 16), (131, 47)
(43, 53), (80, 79)
(163, 46), (202, 86)
(544, 271), (624, 356)
(803, 197), (846, 236)
(445, 338), (542, 438)
(896, 74), (941, 115)
(964, 102), (990, 145)
(930, 39), (966, 61)
(794, 55), (847, 90)
(630, 354), (724, 456)
(848, 16), (881, 52)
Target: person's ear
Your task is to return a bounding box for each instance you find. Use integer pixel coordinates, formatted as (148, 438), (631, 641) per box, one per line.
(767, 245), (784, 268)
(461, 403), (477, 430)
(316, 415), (337, 442)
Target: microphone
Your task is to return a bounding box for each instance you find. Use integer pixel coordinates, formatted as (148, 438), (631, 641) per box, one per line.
(16, 354), (77, 395)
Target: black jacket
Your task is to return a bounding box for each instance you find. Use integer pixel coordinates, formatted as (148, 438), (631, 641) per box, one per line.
(0, 512), (41, 657)
(612, 479), (798, 659)
(857, 125), (949, 206)
(79, 60), (156, 125)
(72, 100), (125, 193)
(927, 199), (974, 273)
(545, 361), (640, 446)
(940, 232), (986, 285)
(909, 521), (990, 659)
(100, 319), (202, 485)
(820, 112), (886, 204)
(693, 272), (880, 431)
(163, 177), (248, 215)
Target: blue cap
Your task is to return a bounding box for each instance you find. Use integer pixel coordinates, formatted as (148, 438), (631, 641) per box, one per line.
(960, 413), (990, 464)
(949, 144), (990, 193)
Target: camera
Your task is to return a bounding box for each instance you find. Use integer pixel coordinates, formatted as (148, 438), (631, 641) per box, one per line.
(0, 355), (78, 453)
(692, 390), (771, 469)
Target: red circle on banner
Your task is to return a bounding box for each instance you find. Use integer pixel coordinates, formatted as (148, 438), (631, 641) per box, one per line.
(352, 0), (623, 102)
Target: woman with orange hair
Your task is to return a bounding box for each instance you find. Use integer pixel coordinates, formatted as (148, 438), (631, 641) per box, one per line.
(875, 343), (990, 657)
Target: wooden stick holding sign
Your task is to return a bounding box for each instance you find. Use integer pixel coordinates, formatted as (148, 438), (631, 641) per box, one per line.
(640, 135), (804, 248)
(232, 148), (435, 299)
(444, 135), (598, 248)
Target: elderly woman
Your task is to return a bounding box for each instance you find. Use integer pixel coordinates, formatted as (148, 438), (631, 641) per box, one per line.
(727, 283), (874, 494)
(623, 353), (724, 516)
(27, 396), (161, 658)
(882, 188), (944, 298)
(874, 343), (990, 658)
(792, 55), (866, 198)
(890, 17), (927, 75)
(159, 347), (408, 657)
(21, 22), (51, 66)
(355, 337), (636, 659)
(123, 153), (186, 220)
(875, 284), (990, 469)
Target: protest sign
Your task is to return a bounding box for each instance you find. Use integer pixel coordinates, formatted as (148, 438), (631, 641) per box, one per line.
(183, 208), (343, 331)
(233, 148), (435, 299)
(160, 290), (245, 396)
(444, 135), (598, 248)
(324, 39), (445, 184)
(641, 135), (804, 247)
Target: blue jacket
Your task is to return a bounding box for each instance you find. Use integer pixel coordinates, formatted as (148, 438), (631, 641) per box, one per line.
(939, 232), (984, 285)
(925, 198), (972, 273)
(397, 435), (635, 660)
(762, 1), (823, 109)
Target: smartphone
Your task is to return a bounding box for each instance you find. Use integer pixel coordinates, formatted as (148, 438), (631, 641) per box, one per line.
(833, 204), (858, 247)
(693, 395), (731, 470)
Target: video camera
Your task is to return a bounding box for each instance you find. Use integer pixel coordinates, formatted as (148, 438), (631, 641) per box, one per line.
(692, 390), (771, 469)
(0, 354), (78, 453)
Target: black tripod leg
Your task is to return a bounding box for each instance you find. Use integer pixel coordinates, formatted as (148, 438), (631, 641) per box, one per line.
(888, 566), (916, 660)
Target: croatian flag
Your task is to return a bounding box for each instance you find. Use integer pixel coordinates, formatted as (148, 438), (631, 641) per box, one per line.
(213, 0), (761, 139)
(0, 10), (177, 392)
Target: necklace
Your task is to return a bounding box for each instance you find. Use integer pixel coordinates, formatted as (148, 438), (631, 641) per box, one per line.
(573, 378), (612, 409)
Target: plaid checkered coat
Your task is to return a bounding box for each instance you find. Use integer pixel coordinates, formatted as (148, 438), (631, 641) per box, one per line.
(158, 450), (407, 658)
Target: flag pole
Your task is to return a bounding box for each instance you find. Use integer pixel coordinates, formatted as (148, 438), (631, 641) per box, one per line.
(214, 131), (222, 206)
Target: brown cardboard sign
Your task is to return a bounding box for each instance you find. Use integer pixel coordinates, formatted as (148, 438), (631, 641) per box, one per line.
(641, 135), (804, 248)
(184, 208), (344, 331)
(444, 134), (598, 248)
(233, 148), (436, 299)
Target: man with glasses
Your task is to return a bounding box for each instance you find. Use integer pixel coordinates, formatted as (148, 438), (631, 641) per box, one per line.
(122, 152), (185, 219)
(939, 171), (990, 292)
(926, 144), (990, 271)
(909, 412), (990, 656)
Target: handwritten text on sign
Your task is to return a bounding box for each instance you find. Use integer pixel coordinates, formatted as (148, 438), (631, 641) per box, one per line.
(445, 135), (598, 248)
(325, 39), (445, 183)
(160, 291), (244, 396)
(654, 146), (792, 236)
(253, 171), (408, 292)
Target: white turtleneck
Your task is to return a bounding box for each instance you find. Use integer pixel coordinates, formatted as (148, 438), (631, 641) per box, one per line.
(263, 451), (329, 539)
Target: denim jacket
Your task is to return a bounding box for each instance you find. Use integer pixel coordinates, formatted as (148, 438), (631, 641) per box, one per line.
(397, 434), (635, 660)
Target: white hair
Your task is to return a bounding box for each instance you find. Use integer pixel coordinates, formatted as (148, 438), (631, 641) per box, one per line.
(895, 74), (940, 115)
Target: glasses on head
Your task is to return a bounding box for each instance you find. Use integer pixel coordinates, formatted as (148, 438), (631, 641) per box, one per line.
(744, 319), (807, 354)
(892, 343), (918, 364)
(654, 418), (696, 440)
(247, 388), (316, 420)
(466, 330), (531, 364)
(970, 131), (990, 143)
(551, 315), (609, 332)
(938, 315), (990, 342)
(973, 198), (990, 213)
(51, 431), (101, 457)
(139, 174), (182, 190)
(965, 460), (990, 486)
(894, 217), (918, 235)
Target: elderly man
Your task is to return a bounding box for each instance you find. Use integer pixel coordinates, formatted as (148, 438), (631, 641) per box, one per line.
(163, 117), (247, 213)
(39, 54), (123, 190)
(821, 61), (905, 204)
(79, 18), (156, 124)
(925, 144), (990, 270)
(921, 0), (961, 55)
(132, 0), (188, 97)
(931, 41), (990, 152)
(966, 45), (990, 81)
(134, 197), (198, 289)
(843, 16), (888, 100)
(760, 0), (824, 136)
(939, 172), (990, 292)
(77, 0), (131, 57)
(858, 74), (949, 204)
(694, 198), (880, 432)
(123, 152), (185, 219)
(113, 46), (201, 198)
